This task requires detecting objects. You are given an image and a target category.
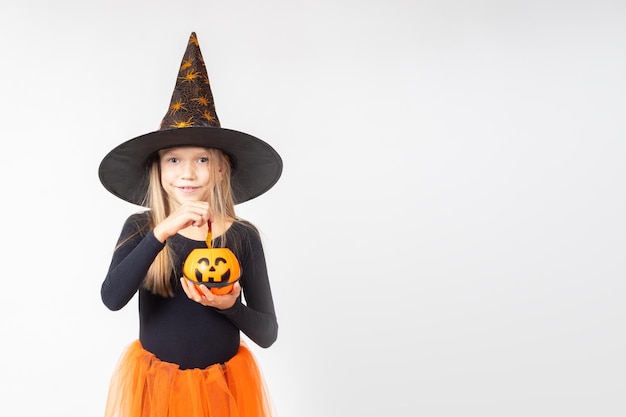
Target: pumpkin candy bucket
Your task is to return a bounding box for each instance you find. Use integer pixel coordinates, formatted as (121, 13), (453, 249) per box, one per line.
(183, 222), (241, 295)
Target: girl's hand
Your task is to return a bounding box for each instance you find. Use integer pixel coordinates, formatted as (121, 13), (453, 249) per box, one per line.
(180, 278), (241, 310)
(153, 201), (212, 242)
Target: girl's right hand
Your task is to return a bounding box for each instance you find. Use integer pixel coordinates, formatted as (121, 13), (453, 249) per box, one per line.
(153, 201), (212, 242)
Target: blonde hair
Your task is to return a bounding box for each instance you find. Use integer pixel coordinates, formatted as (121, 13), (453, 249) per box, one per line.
(143, 147), (237, 296)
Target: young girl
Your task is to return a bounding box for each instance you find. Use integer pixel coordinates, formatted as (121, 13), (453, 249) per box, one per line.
(98, 32), (282, 417)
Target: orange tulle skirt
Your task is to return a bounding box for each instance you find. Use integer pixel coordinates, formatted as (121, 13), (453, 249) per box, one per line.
(104, 340), (274, 417)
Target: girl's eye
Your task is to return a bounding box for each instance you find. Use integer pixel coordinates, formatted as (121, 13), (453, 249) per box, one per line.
(198, 157), (209, 163)
(167, 157), (179, 163)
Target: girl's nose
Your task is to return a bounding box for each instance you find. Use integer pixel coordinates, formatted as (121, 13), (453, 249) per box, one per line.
(180, 161), (196, 179)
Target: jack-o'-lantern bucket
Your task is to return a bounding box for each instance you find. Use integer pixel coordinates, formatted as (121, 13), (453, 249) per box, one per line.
(183, 223), (241, 295)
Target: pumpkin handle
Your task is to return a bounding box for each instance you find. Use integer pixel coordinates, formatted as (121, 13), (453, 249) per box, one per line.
(206, 221), (212, 248)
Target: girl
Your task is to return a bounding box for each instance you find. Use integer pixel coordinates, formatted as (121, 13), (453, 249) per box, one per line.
(98, 32), (282, 417)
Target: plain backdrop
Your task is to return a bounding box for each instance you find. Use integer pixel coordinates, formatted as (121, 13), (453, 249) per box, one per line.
(1, 1), (624, 416)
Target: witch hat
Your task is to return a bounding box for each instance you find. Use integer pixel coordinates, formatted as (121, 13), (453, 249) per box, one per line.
(98, 32), (282, 206)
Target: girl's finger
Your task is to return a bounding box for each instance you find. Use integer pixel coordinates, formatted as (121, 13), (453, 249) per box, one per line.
(180, 278), (201, 301)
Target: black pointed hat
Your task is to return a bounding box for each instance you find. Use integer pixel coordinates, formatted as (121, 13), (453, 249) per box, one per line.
(98, 32), (282, 206)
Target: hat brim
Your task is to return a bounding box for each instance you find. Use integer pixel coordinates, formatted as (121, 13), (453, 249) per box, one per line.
(98, 126), (282, 206)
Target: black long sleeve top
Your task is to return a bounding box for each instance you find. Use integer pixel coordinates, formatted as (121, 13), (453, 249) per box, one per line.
(101, 212), (278, 370)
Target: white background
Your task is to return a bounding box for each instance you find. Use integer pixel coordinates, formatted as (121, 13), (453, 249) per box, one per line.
(1, 1), (625, 416)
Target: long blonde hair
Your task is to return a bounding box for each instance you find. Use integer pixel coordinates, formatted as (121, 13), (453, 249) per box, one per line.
(143, 147), (237, 296)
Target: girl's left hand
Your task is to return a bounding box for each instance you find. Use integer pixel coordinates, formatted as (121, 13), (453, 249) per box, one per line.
(180, 278), (241, 310)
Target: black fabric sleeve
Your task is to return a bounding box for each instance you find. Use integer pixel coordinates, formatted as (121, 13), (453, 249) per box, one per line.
(101, 214), (165, 311)
(218, 229), (278, 348)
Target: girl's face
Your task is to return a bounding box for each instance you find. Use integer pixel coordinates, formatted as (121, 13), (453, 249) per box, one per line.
(159, 146), (215, 207)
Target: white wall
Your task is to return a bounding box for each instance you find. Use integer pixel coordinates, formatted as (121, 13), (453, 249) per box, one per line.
(1, 1), (624, 416)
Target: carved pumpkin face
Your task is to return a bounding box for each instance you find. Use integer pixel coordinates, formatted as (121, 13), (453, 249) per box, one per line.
(183, 247), (241, 295)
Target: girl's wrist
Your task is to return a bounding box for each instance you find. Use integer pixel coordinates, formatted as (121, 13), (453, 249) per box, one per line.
(153, 225), (169, 243)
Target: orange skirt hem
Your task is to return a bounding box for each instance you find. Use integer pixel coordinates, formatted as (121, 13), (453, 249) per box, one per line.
(104, 340), (275, 417)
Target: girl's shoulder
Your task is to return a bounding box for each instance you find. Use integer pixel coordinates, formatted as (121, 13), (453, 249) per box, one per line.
(126, 210), (151, 223)
(231, 218), (260, 239)
(122, 210), (151, 233)
(222, 219), (263, 254)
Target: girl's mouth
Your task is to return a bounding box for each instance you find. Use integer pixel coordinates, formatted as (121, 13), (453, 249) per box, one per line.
(177, 186), (199, 193)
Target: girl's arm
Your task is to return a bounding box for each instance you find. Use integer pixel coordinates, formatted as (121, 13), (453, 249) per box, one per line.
(217, 230), (278, 348)
(101, 214), (165, 311)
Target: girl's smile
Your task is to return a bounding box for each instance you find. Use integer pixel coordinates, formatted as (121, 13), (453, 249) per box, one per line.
(177, 186), (201, 193)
